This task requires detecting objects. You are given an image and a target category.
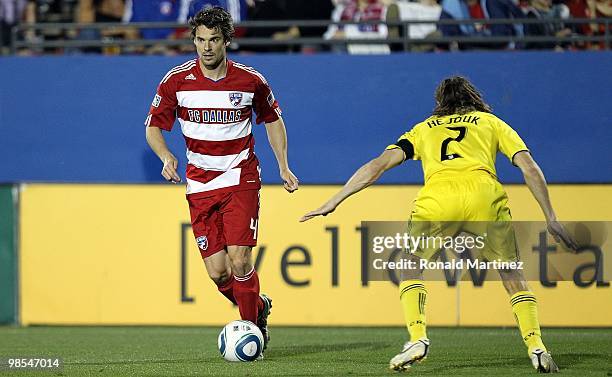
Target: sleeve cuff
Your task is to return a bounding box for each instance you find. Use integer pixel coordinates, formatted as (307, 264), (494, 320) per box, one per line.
(257, 112), (280, 125)
(511, 149), (530, 166)
(146, 123), (172, 131)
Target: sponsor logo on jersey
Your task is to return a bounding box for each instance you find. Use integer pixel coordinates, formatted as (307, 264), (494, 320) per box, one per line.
(196, 235), (208, 251)
(185, 73), (197, 80)
(152, 94), (162, 108)
(229, 92), (243, 107)
(186, 109), (242, 124)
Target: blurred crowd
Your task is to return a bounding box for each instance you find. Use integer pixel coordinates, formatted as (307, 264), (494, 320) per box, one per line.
(0, 0), (610, 55)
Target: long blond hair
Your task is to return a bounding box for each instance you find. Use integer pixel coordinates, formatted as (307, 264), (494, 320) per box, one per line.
(433, 76), (492, 116)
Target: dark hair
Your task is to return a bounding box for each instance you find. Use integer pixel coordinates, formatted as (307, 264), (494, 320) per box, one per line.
(189, 6), (234, 42)
(432, 76), (492, 116)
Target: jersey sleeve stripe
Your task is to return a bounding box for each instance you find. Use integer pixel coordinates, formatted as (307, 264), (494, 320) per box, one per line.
(161, 60), (194, 82)
(232, 63), (268, 84)
(161, 64), (196, 84)
(160, 60), (196, 84)
(163, 59), (195, 76)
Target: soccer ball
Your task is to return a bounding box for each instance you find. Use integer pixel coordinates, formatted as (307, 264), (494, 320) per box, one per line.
(218, 320), (264, 362)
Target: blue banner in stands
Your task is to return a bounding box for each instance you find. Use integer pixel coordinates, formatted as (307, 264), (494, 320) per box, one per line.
(0, 52), (610, 184)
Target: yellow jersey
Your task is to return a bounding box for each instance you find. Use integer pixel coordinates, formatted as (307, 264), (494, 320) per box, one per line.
(386, 111), (528, 182)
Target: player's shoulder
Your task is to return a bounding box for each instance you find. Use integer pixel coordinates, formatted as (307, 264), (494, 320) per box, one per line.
(477, 112), (515, 132)
(394, 119), (426, 142)
(476, 111), (503, 123)
(159, 59), (198, 85)
(420, 115), (436, 125)
(231, 60), (269, 85)
(413, 115), (434, 130)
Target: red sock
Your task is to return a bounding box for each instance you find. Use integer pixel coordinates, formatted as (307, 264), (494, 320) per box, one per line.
(233, 267), (261, 323)
(217, 276), (237, 305)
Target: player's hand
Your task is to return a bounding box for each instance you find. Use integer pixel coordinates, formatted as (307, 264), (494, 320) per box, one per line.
(547, 220), (578, 251)
(281, 168), (299, 193)
(161, 153), (181, 183)
(300, 202), (336, 222)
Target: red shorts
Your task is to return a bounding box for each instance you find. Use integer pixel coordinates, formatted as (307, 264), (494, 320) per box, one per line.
(187, 189), (260, 259)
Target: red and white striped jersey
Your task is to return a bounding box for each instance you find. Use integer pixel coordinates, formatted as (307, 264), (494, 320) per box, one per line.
(145, 59), (282, 197)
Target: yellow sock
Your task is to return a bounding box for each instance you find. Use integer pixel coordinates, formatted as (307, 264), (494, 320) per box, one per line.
(510, 291), (546, 354)
(399, 280), (427, 342)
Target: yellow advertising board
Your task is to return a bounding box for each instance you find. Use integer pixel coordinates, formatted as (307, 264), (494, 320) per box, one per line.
(19, 184), (612, 326)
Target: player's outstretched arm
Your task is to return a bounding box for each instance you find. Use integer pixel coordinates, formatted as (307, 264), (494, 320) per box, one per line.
(145, 126), (181, 183)
(300, 149), (404, 222)
(265, 117), (299, 193)
(514, 151), (577, 250)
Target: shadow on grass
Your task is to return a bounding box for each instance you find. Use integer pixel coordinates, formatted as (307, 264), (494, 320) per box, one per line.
(267, 341), (390, 359)
(415, 353), (609, 375)
(421, 357), (530, 375)
(553, 353), (609, 370)
(66, 342), (390, 367)
(66, 358), (208, 366)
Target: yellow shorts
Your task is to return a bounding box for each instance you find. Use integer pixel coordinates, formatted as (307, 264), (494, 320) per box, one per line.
(409, 171), (518, 262)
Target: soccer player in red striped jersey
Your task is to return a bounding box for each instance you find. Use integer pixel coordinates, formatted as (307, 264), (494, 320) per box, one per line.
(145, 7), (299, 353)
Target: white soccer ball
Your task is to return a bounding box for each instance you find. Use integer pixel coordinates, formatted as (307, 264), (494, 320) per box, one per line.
(218, 320), (264, 362)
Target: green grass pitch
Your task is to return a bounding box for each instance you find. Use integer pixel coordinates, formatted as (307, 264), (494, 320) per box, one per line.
(1, 327), (611, 376)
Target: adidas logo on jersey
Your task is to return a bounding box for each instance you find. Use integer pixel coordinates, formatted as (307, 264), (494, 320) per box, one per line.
(185, 73), (197, 81)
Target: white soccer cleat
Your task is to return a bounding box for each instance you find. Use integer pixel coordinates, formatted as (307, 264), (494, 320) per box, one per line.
(389, 338), (430, 372)
(530, 348), (559, 373)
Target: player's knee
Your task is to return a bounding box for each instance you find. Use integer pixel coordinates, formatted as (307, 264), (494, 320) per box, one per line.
(400, 254), (425, 280)
(402, 269), (424, 280)
(498, 267), (524, 280)
(229, 258), (251, 275)
(499, 268), (528, 294)
(208, 269), (232, 286)
(227, 253), (252, 276)
(227, 246), (251, 266)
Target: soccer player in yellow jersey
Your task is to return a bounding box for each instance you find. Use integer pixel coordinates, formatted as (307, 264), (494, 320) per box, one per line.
(300, 76), (577, 373)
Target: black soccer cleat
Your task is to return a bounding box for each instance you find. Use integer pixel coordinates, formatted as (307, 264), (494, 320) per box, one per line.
(257, 294), (272, 351)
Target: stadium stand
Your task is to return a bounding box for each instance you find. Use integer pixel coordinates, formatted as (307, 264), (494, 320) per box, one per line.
(1, 0), (609, 54)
